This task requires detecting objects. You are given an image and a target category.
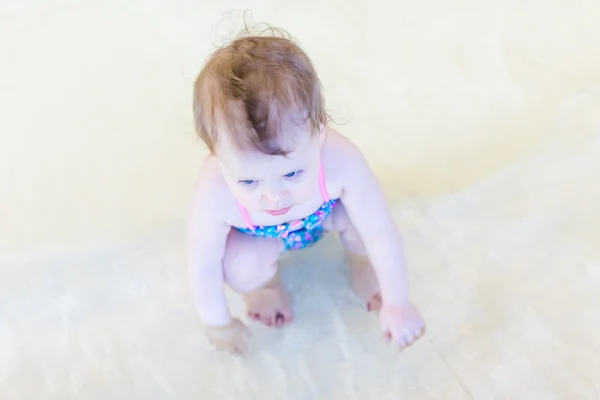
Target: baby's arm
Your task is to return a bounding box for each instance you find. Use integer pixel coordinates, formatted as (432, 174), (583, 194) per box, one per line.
(338, 144), (410, 306)
(337, 139), (425, 350)
(187, 168), (252, 354)
(186, 175), (232, 327)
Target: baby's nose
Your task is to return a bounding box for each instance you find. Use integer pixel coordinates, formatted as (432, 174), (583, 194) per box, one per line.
(263, 188), (288, 207)
(264, 191), (282, 203)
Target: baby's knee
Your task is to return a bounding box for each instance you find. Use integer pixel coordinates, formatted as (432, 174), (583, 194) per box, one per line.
(327, 205), (365, 253)
(338, 219), (366, 253)
(223, 259), (277, 293)
(341, 228), (365, 254)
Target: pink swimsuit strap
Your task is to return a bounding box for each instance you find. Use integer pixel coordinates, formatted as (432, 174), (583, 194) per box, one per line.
(318, 160), (330, 202)
(237, 161), (330, 230)
(238, 202), (254, 231)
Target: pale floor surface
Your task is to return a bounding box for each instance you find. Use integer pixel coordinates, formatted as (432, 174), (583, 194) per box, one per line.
(3, 114), (600, 398)
(2, 1), (600, 399)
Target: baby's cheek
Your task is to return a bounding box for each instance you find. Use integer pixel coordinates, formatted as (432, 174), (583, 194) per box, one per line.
(242, 194), (261, 210)
(229, 187), (256, 208)
(294, 181), (318, 202)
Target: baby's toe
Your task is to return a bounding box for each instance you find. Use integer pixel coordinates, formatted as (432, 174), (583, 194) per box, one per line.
(248, 312), (261, 321)
(367, 293), (382, 312)
(275, 311), (285, 328)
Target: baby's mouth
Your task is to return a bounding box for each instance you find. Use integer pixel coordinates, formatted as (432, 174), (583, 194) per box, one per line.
(265, 207), (291, 216)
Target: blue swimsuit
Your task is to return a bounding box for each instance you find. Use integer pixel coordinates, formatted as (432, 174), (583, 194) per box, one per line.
(234, 163), (338, 251)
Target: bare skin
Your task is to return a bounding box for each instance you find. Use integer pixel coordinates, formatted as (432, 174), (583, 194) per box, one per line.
(221, 201), (381, 330)
(222, 229), (292, 328)
(187, 127), (425, 354)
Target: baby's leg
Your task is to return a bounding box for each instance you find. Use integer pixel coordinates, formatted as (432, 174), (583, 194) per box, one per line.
(223, 229), (293, 328)
(324, 204), (382, 311)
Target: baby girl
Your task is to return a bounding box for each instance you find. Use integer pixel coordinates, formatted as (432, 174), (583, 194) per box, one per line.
(186, 31), (425, 354)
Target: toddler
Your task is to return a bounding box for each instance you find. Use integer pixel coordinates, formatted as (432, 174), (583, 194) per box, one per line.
(187, 31), (425, 354)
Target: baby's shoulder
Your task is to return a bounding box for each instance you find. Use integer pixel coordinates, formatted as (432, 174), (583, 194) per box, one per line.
(190, 156), (236, 221)
(322, 128), (371, 179)
(195, 156), (224, 189)
(323, 128), (366, 159)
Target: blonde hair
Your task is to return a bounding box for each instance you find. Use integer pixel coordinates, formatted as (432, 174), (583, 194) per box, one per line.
(193, 31), (328, 156)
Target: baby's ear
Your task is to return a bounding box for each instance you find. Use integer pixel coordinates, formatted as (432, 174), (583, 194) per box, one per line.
(317, 124), (328, 148)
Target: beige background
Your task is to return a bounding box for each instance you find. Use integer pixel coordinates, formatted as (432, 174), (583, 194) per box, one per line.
(1, 0), (599, 398)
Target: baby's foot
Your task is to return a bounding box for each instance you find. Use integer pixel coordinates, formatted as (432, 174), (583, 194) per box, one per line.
(243, 272), (293, 328)
(347, 252), (382, 312)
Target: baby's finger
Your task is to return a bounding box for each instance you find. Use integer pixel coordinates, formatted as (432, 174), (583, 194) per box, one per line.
(243, 325), (253, 338)
(389, 328), (412, 351)
(231, 345), (244, 355)
(413, 324), (425, 338)
(401, 328), (415, 344)
(396, 338), (407, 352)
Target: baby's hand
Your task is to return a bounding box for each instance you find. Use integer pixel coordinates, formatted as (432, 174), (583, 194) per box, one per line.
(204, 318), (252, 355)
(379, 303), (425, 351)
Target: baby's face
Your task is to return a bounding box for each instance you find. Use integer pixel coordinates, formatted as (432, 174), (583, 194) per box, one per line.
(217, 131), (323, 216)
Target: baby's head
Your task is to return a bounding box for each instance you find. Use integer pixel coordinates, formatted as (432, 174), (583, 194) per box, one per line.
(193, 33), (329, 213)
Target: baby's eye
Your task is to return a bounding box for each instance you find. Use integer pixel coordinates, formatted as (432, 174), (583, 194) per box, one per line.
(238, 179), (257, 185)
(284, 170), (304, 178)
